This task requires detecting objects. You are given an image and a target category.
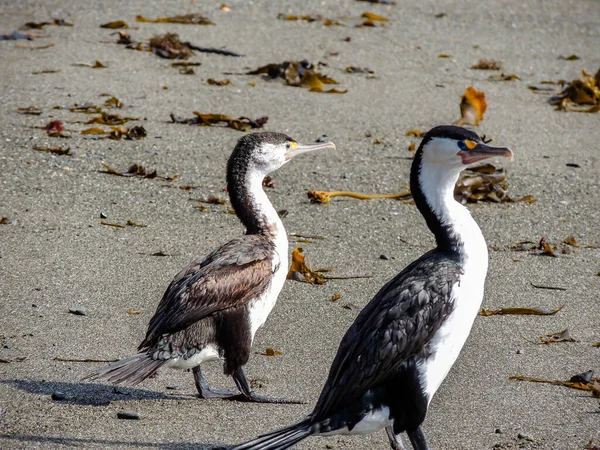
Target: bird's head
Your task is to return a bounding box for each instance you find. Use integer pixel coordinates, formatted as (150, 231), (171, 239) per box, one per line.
(418, 125), (513, 170)
(231, 132), (335, 177)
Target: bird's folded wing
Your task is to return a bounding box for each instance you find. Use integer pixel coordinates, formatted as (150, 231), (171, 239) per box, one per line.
(313, 254), (461, 418)
(139, 235), (275, 349)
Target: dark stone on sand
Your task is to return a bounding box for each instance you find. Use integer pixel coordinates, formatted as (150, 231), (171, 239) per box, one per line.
(117, 410), (140, 420)
(380, 254), (389, 260)
(69, 306), (87, 316)
(52, 391), (66, 400)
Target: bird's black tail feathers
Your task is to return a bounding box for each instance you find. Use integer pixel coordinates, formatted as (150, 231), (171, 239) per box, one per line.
(230, 418), (314, 450)
(83, 353), (164, 386)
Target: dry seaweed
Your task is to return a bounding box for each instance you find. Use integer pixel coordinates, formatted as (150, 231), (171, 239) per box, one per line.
(405, 129), (424, 137)
(33, 145), (70, 155)
(170, 112), (268, 131)
(256, 347), (283, 356)
(108, 125), (147, 140)
(136, 14), (213, 25)
(247, 60), (346, 93)
(74, 60), (107, 68)
(456, 86), (487, 126)
(149, 33), (193, 59)
(287, 247), (326, 284)
(488, 73), (520, 81)
(32, 69), (58, 74)
(479, 306), (563, 316)
(454, 164), (535, 204)
(559, 54), (580, 61)
(104, 97), (123, 108)
(345, 66), (374, 74)
(549, 68), (600, 113)
(277, 14), (343, 26)
(100, 220), (146, 228)
(44, 120), (68, 138)
(308, 190), (411, 203)
(86, 112), (137, 125)
(509, 374), (600, 397)
(17, 106), (42, 115)
(359, 12), (389, 27)
(538, 329), (577, 344)
(100, 163), (176, 181)
(196, 195), (227, 205)
(0, 217), (9, 224)
(101, 21), (128, 29)
(470, 59), (502, 70)
(21, 19), (72, 29)
(207, 78), (231, 86)
(80, 127), (107, 135)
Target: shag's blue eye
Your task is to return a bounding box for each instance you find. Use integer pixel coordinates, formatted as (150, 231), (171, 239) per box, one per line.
(457, 140), (467, 151)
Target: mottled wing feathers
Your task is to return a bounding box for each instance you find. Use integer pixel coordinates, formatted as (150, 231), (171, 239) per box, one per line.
(313, 251), (462, 419)
(139, 235), (274, 350)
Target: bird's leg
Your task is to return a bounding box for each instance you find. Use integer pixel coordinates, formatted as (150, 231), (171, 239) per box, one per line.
(407, 426), (430, 450)
(230, 367), (303, 404)
(193, 366), (239, 399)
(385, 426), (408, 450)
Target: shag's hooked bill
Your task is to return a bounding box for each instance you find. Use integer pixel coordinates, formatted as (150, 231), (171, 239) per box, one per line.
(84, 132), (335, 403)
(230, 125), (513, 448)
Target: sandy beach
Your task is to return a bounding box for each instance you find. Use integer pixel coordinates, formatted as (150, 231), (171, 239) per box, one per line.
(1, 1), (599, 449)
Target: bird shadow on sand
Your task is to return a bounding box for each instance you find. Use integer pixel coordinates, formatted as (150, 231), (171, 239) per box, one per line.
(0, 433), (229, 449)
(0, 379), (194, 406)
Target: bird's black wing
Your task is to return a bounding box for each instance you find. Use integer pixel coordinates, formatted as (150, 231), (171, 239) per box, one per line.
(312, 250), (462, 419)
(139, 235), (275, 349)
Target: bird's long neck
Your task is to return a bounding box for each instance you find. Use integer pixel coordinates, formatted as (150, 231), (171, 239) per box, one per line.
(410, 153), (486, 259)
(227, 162), (284, 239)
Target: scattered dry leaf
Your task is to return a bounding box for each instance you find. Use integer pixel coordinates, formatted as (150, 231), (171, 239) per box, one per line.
(538, 237), (557, 257)
(438, 54), (452, 59)
(136, 14), (213, 25)
(405, 129), (424, 137)
(287, 247), (326, 284)
(331, 294), (341, 302)
(0, 217), (10, 225)
(470, 59), (502, 70)
(101, 21), (128, 29)
(100, 163), (176, 181)
(44, 120), (65, 136)
(479, 306), (563, 316)
(32, 69), (58, 74)
(262, 176), (275, 188)
(170, 112), (268, 131)
(127, 310), (142, 315)
(345, 66), (374, 74)
(456, 86), (487, 126)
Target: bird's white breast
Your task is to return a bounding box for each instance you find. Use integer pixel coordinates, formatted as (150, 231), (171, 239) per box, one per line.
(418, 226), (488, 402)
(248, 229), (288, 339)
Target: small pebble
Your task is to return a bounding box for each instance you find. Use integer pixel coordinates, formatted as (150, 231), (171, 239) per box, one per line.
(315, 134), (328, 143)
(69, 306), (87, 316)
(117, 410), (140, 420)
(516, 349), (522, 355)
(379, 254), (389, 260)
(518, 432), (534, 442)
(166, 383), (181, 390)
(51, 391), (66, 401)
(495, 428), (502, 434)
(100, 211), (107, 219)
(3, 344), (12, 349)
